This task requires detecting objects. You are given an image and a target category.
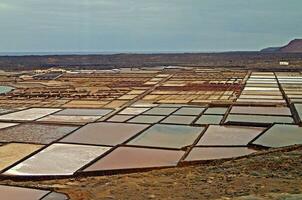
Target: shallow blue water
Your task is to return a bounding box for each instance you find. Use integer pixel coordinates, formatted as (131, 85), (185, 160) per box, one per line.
(0, 86), (14, 94)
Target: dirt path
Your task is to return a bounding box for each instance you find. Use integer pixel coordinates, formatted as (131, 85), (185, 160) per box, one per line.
(1, 146), (302, 200)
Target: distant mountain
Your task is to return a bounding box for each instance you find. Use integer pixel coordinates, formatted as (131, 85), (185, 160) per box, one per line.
(260, 47), (281, 53)
(261, 39), (302, 53)
(279, 39), (302, 53)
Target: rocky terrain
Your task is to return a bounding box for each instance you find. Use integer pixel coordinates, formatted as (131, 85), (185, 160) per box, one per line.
(1, 145), (301, 200)
(261, 39), (302, 53)
(1, 51), (302, 71)
(279, 39), (302, 53)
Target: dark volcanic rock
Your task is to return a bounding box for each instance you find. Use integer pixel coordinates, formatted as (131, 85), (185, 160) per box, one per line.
(261, 39), (302, 53)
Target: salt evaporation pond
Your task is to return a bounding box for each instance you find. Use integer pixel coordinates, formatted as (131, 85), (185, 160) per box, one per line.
(0, 86), (14, 94)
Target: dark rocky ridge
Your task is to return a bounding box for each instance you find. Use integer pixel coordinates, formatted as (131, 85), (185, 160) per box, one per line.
(279, 39), (302, 53)
(261, 39), (302, 53)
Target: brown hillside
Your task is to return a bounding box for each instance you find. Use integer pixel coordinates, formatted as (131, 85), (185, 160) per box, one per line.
(279, 39), (302, 53)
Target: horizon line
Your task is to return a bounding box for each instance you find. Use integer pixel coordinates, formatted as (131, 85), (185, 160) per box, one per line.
(0, 50), (267, 56)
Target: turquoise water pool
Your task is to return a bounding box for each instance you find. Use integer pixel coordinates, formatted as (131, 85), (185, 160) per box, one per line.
(0, 86), (14, 94)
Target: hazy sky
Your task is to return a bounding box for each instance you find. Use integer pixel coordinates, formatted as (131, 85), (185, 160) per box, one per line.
(0, 0), (301, 52)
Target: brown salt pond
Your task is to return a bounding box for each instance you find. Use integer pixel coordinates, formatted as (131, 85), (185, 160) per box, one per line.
(184, 147), (257, 162)
(0, 185), (69, 200)
(60, 122), (149, 146)
(0, 185), (49, 200)
(82, 146), (184, 172)
(0, 124), (78, 144)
